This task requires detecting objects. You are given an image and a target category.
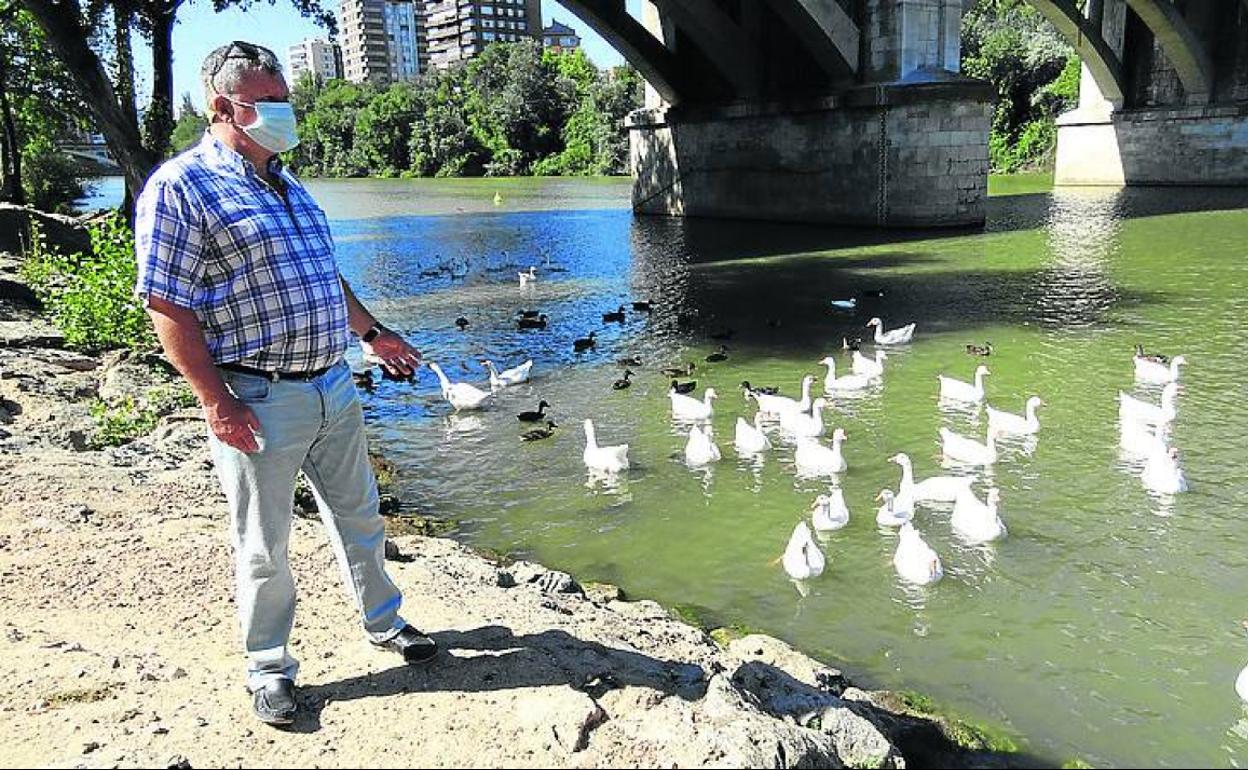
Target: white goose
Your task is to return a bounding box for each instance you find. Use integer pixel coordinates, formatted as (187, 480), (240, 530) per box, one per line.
(734, 413), (772, 454)
(875, 489), (913, 527)
(671, 387), (717, 421)
(894, 522), (943, 586)
(851, 350), (887, 379)
(684, 424), (721, 466)
(940, 427), (998, 465)
(795, 428), (847, 475)
(780, 397), (827, 438)
(1119, 382), (1180, 426)
(811, 490), (850, 532)
(987, 396), (1043, 436)
(891, 453), (972, 503)
(582, 419), (629, 473)
(1238, 664), (1248, 704)
(1120, 419), (1168, 456)
(1141, 443), (1188, 494)
(1134, 353), (1186, 384)
(782, 521), (826, 581)
(428, 362), (493, 411)
(482, 359), (533, 389)
(867, 317), (916, 345)
(938, 365), (990, 403)
(819, 356), (873, 392)
(518, 266), (537, 286)
(750, 375), (814, 417)
(951, 487), (1007, 544)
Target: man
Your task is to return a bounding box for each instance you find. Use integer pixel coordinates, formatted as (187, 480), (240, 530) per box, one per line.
(133, 41), (435, 727)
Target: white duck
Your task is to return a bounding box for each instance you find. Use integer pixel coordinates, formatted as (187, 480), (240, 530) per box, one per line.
(938, 365), (990, 403)
(951, 487), (1007, 544)
(795, 428), (847, 475)
(734, 413), (771, 454)
(782, 521), (826, 581)
(851, 350), (887, 379)
(1134, 353), (1186, 384)
(875, 489), (913, 527)
(518, 266), (537, 286)
(811, 490), (850, 531)
(1120, 419), (1167, 456)
(482, 359), (533, 389)
(1141, 443), (1188, 494)
(1238, 663), (1248, 704)
(819, 356), (873, 392)
(1119, 382), (1180, 426)
(867, 317), (916, 345)
(987, 396), (1043, 436)
(428, 362), (492, 411)
(750, 375), (814, 417)
(582, 419), (629, 473)
(890, 452), (972, 503)
(894, 522), (943, 586)
(780, 397), (827, 438)
(671, 387), (717, 421)
(684, 424), (722, 466)
(940, 427), (998, 465)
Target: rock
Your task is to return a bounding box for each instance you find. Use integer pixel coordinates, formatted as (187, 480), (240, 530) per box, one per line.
(0, 396), (21, 423)
(495, 570), (517, 588)
(0, 203), (91, 254)
(0, 319), (65, 349)
(533, 570), (582, 596)
(814, 705), (904, 769)
(170, 667), (187, 680)
(383, 539), (402, 561)
(378, 493), (401, 515)
(166, 755), (192, 769)
(0, 278), (40, 309)
(82, 741), (101, 754)
(582, 581), (624, 604)
(97, 352), (182, 412)
(5, 627), (23, 643)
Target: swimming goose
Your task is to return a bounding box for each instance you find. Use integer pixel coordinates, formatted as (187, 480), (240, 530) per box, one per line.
(1119, 382), (1180, 426)
(603, 306), (626, 323)
(851, 350), (887, 379)
(1135, 353), (1186, 384)
(811, 490), (850, 532)
(894, 522), (943, 586)
(428, 362), (492, 411)
(938, 365), (990, 403)
(670, 387), (717, 421)
(830, 298), (857, 311)
(661, 362), (695, 378)
(1134, 343), (1169, 366)
(867, 317), (916, 345)
(951, 487), (1007, 544)
(734, 413), (771, 454)
(1141, 443), (1189, 494)
(875, 489), (913, 527)
(483, 359), (533, 389)
(706, 345), (730, 363)
(582, 419), (629, 473)
(987, 396), (1043, 436)
(573, 332), (598, 352)
(518, 266), (537, 286)
(613, 370), (635, 390)
(940, 427), (998, 465)
(782, 521), (826, 581)
(684, 424), (722, 465)
(521, 421), (558, 442)
(749, 375), (815, 417)
(890, 452), (972, 503)
(780, 397), (828, 438)
(819, 356), (873, 392)
(795, 428), (847, 475)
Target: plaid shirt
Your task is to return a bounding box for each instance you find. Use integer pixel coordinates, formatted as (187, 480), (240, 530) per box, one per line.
(134, 133), (350, 372)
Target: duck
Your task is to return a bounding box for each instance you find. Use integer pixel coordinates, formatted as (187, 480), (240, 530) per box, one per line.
(352, 369), (376, 393)
(482, 359), (533, 389)
(517, 314), (548, 330)
(517, 400), (551, 422)
(602, 305), (627, 323)
(890, 453), (972, 503)
(987, 396), (1043, 436)
(617, 356), (643, 367)
(866, 317), (917, 345)
(874, 489), (913, 527)
(631, 300), (653, 312)
(1141, 443), (1189, 494)
(455, 316), (470, 331)
(734, 413), (772, 454)
(519, 309), (541, 319)
(1119, 382), (1180, 426)
(705, 345), (730, 363)
(573, 332), (597, 352)
(518, 266), (537, 286)
(428, 362), (492, 411)
(670, 379), (697, 395)
(938, 365), (990, 403)
(780, 398), (828, 438)
(670, 387), (717, 421)
(830, 298), (857, 311)
(661, 362), (695, 378)
(1134, 343), (1169, 366)
(811, 490), (850, 532)
(851, 350), (887, 379)
(795, 428), (847, 475)
(893, 523), (943, 586)
(613, 370), (634, 390)
(684, 424), (722, 465)
(749, 375), (815, 417)
(951, 487), (1007, 544)
(965, 342), (993, 357)
(819, 356), (873, 392)
(740, 381), (779, 396)
(582, 419), (629, 473)
(842, 336), (863, 352)
(1134, 352), (1187, 384)
(521, 421), (558, 442)
(782, 521), (826, 581)
(940, 427), (998, 465)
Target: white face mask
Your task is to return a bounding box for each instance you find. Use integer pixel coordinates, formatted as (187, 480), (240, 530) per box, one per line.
(225, 97), (300, 154)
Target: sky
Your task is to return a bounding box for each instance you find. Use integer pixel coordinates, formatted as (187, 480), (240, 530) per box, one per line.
(157, 0), (636, 110)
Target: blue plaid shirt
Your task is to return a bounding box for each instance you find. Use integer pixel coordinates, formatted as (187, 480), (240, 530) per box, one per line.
(134, 133), (350, 372)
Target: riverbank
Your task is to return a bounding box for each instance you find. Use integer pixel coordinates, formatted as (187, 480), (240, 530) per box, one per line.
(0, 239), (1033, 768)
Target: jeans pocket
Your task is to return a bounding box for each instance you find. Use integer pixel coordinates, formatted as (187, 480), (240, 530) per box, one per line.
(223, 372), (271, 403)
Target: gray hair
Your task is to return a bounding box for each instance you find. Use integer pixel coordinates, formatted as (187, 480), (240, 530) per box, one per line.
(201, 41), (284, 101)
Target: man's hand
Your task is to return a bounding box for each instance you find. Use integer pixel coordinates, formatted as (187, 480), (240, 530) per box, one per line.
(204, 394), (263, 453)
(361, 325), (422, 379)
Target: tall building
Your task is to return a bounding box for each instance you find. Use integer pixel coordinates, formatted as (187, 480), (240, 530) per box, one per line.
(287, 38), (343, 83)
(541, 20), (580, 54)
(338, 0), (420, 85)
(423, 0), (543, 71)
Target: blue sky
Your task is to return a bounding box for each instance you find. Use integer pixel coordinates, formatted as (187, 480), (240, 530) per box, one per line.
(159, 0), (634, 110)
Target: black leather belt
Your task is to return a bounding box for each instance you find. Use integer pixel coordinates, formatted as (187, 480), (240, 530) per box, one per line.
(219, 362), (334, 382)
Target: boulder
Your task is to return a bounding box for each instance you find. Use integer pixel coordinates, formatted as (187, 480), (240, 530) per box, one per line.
(0, 204), (90, 255)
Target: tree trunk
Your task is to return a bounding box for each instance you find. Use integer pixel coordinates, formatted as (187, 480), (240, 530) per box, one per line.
(113, 3), (137, 130)
(142, 0), (176, 161)
(0, 46), (25, 205)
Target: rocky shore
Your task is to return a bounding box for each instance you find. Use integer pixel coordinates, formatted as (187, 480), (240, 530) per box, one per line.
(0, 225), (1035, 768)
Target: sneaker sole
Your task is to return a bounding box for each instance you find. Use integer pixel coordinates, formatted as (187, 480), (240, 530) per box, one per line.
(255, 711), (296, 727)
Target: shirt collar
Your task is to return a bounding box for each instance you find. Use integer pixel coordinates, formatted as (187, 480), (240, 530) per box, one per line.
(198, 131), (284, 181)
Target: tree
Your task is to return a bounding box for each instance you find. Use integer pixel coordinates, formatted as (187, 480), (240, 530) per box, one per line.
(169, 92), (205, 154)
(465, 41), (568, 175)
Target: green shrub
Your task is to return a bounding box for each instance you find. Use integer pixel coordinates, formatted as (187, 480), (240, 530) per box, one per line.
(87, 384), (196, 449)
(20, 136), (86, 214)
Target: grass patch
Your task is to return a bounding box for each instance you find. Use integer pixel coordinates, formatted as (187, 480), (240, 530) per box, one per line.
(46, 685), (111, 707)
(88, 384), (196, 448)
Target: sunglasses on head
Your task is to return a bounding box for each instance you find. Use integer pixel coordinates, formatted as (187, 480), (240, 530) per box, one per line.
(208, 40), (268, 94)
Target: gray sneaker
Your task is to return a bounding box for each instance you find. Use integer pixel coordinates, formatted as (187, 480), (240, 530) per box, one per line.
(251, 678), (297, 726)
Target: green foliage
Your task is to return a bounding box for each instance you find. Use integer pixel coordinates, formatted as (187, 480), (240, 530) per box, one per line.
(20, 135), (85, 213)
(21, 213), (155, 352)
(87, 385), (193, 448)
(170, 93), (207, 154)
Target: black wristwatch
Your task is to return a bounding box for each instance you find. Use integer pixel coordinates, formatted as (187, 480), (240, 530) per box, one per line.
(362, 323), (383, 343)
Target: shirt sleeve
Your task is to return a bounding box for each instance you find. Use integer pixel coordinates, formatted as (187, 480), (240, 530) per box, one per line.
(133, 175), (206, 310)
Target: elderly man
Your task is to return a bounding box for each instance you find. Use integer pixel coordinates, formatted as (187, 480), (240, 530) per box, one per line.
(133, 41), (435, 727)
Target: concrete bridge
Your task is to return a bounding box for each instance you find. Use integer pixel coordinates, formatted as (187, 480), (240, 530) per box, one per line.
(559, 0), (1248, 226)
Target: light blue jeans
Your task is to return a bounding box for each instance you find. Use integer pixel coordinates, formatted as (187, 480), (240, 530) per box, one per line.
(206, 358), (405, 691)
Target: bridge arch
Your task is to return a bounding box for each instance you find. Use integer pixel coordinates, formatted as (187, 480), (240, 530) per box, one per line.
(1121, 0), (1213, 101)
(1023, 0), (1127, 106)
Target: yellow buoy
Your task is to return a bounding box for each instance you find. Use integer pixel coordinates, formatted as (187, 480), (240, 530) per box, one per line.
(493, 192), (502, 205)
